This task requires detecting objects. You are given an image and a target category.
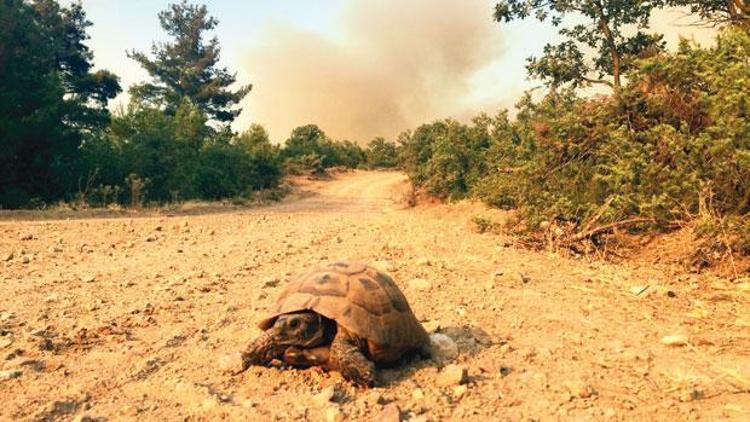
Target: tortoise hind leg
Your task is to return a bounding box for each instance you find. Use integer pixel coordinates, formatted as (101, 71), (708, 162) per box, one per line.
(329, 329), (376, 387)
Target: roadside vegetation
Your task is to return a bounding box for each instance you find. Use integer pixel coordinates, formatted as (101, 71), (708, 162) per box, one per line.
(2, 1), (747, 263)
(0, 0), (398, 210)
(399, 2), (749, 260)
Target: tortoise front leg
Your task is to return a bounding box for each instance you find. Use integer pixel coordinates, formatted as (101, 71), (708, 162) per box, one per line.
(329, 329), (376, 387)
(239, 329), (287, 372)
(283, 346), (331, 368)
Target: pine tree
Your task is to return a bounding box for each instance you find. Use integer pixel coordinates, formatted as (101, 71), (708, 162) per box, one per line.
(128, 1), (251, 126)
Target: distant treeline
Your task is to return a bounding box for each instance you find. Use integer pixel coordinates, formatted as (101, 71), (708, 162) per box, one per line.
(0, 0), (398, 209)
(399, 2), (749, 258)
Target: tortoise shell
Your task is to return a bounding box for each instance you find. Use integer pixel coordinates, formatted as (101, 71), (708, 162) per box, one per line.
(258, 261), (428, 363)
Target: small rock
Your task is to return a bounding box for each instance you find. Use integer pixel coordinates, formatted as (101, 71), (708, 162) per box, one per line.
(3, 252), (13, 262)
(469, 327), (494, 346)
(313, 386), (336, 407)
(0, 311), (14, 322)
(507, 272), (530, 284)
(145, 235), (157, 242)
(565, 380), (595, 399)
(679, 388), (705, 402)
(428, 333), (458, 362)
(263, 278), (280, 288)
(0, 337), (13, 349)
(416, 257), (431, 266)
(19, 233), (33, 241)
(83, 275), (96, 283)
(629, 285), (650, 296)
(381, 403), (402, 422)
(362, 390), (386, 406)
(241, 399), (257, 409)
(372, 260), (395, 272)
(412, 388), (425, 400)
(21, 255), (30, 264)
(437, 364), (467, 387)
(325, 406), (344, 422)
(422, 320), (441, 333)
(218, 352), (244, 373)
(453, 384), (468, 400)
(408, 278), (431, 291)
(661, 335), (689, 347)
(0, 369), (22, 381)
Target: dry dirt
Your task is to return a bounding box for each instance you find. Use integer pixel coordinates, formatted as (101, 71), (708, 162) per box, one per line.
(1, 171), (749, 421)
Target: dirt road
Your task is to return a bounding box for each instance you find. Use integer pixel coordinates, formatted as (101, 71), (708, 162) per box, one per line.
(1, 171), (748, 421)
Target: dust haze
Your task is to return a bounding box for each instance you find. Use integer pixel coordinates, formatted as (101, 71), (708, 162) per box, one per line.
(241, 0), (507, 144)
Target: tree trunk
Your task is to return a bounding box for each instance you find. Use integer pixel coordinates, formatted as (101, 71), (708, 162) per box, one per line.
(594, 1), (621, 94)
(729, 0), (749, 30)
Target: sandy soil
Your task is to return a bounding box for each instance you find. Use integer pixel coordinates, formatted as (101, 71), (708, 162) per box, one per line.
(1, 171), (748, 421)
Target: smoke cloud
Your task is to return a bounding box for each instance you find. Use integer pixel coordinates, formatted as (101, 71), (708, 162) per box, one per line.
(240, 0), (508, 144)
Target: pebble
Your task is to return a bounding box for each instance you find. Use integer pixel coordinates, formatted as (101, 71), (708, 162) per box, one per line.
(314, 386), (337, 406)
(362, 391), (386, 406)
(428, 333), (458, 362)
(0, 369), (22, 381)
(83, 275), (96, 283)
(629, 285), (650, 296)
(408, 278), (431, 291)
(565, 380), (595, 399)
(507, 272), (530, 284)
(3, 252), (13, 262)
(661, 335), (689, 347)
(325, 406), (344, 422)
(372, 260), (395, 272)
(437, 364), (467, 387)
(416, 257), (431, 266)
(381, 403), (402, 422)
(263, 278), (280, 288)
(453, 384), (468, 400)
(19, 233), (33, 241)
(422, 320), (441, 333)
(218, 352), (244, 373)
(0, 337), (13, 349)
(21, 256), (30, 264)
(412, 388), (425, 400)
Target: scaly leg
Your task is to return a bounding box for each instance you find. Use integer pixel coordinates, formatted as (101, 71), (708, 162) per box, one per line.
(239, 329), (287, 372)
(329, 329), (375, 387)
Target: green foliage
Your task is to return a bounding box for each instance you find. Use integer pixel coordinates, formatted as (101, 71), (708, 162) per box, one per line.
(82, 101), (282, 204)
(406, 29), (750, 255)
(365, 137), (399, 168)
(280, 124), (367, 171)
(494, 0), (666, 91)
(398, 117), (491, 200)
(0, 0), (120, 208)
(128, 1), (251, 126)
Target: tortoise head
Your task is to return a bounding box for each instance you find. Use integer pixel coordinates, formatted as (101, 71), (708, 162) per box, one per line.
(270, 312), (328, 348)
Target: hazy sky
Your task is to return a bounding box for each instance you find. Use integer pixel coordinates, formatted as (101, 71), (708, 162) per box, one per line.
(69, 1), (716, 144)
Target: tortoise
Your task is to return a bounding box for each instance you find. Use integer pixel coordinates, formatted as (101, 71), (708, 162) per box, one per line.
(238, 261), (429, 386)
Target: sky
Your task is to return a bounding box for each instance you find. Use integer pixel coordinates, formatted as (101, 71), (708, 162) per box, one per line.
(68, 1), (716, 144)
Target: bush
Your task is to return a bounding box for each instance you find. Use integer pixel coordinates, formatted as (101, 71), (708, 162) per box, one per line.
(404, 29), (750, 255)
(365, 137), (399, 168)
(281, 124), (367, 171)
(81, 100), (283, 205)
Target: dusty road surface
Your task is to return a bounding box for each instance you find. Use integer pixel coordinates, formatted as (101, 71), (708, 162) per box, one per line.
(1, 171), (749, 421)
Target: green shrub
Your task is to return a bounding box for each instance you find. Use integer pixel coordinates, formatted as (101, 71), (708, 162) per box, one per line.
(406, 29), (750, 256)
